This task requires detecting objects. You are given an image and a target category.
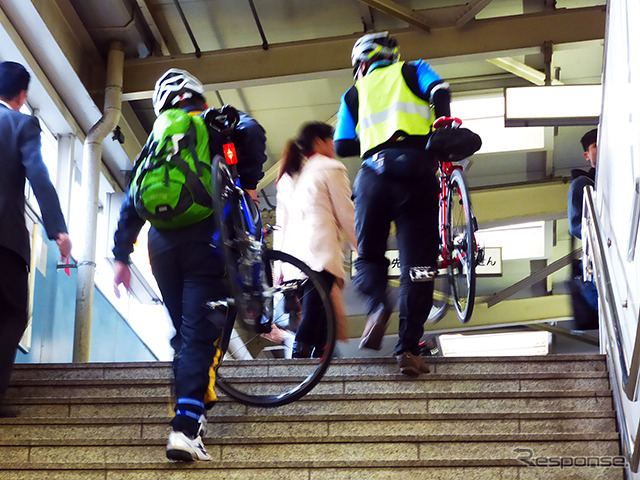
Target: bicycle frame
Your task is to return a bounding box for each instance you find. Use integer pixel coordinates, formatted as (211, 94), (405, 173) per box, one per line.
(438, 160), (464, 270)
(207, 108), (336, 407)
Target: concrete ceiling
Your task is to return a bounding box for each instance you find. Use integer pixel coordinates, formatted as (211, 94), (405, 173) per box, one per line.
(0, 0), (607, 217)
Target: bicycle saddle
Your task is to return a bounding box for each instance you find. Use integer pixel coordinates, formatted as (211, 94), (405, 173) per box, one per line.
(204, 105), (240, 135)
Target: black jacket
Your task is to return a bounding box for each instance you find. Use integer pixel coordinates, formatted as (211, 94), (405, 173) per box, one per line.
(0, 103), (67, 265)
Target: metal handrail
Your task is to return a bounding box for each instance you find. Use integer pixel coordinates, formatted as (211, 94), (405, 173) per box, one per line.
(627, 177), (640, 262)
(583, 185), (640, 471)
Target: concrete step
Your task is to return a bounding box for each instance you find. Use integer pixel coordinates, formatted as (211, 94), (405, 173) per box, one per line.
(4, 354), (619, 479)
(0, 435), (621, 464)
(0, 412), (617, 441)
(11, 354), (607, 381)
(0, 463), (625, 480)
(4, 372), (611, 399)
(2, 390), (614, 419)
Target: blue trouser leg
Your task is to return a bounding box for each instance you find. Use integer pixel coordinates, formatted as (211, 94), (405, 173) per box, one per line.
(151, 242), (227, 436)
(352, 166), (392, 313)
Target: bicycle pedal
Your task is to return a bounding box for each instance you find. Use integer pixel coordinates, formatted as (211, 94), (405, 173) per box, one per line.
(410, 266), (437, 282)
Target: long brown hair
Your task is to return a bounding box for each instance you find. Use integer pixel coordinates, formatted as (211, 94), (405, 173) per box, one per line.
(277, 122), (334, 182)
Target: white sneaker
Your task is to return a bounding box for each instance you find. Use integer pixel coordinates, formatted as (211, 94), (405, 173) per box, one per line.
(166, 431), (212, 462)
(198, 414), (207, 438)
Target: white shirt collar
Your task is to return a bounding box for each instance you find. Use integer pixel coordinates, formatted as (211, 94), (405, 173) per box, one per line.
(0, 99), (13, 110)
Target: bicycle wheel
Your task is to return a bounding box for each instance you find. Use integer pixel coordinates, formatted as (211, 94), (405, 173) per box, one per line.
(427, 263), (449, 323)
(215, 249), (336, 407)
(445, 168), (476, 322)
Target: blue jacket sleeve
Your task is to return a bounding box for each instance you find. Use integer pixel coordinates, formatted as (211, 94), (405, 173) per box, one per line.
(334, 91), (357, 142)
(415, 60), (442, 97)
(567, 176), (595, 240)
(20, 116), (68, 240)
(413, 60), (451, 118)
(334, 88), (361, 157)
(112, 191), (146, 264)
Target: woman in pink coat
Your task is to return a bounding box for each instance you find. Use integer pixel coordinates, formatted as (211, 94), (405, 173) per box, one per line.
(274, 122), (358, 358)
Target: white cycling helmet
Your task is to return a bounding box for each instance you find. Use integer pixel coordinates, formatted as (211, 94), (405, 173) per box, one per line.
(152, 68), (205, 116)
(351, 32), (399, 73)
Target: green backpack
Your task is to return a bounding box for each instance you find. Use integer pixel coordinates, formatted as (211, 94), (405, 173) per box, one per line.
(130, 108), (213, 229)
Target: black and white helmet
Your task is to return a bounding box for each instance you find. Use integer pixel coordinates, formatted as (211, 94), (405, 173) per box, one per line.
(351, 32), (399, 74)
(152, 68), (205, 116)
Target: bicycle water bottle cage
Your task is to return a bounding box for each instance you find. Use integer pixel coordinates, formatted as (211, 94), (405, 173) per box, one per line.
(410, 266), (437, 282)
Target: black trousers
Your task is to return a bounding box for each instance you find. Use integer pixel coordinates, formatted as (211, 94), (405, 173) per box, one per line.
(0, 246), (29, 402)
(352, 150), (439, 356)
(295, 270), (335, 350)
(150, 242), (228, 432)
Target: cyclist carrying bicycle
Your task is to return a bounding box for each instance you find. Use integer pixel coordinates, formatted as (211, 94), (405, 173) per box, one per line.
(112, 69), (266, 461)
(334, 32), (451, 376)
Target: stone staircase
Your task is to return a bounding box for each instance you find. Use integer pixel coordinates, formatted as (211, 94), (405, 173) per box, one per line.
(1, 354), (624, 479)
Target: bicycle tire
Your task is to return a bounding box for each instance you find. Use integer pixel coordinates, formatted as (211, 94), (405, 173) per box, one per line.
(215, 248), (336, 407)
(445, 168), (476, 322)
(427, 267), (449, 323)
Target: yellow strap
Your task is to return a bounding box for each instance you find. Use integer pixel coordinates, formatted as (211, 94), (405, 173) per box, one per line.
(204, 338), (222, 405)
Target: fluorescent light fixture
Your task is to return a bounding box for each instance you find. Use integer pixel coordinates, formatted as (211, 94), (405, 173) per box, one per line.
(505, 85), (602, 127)
(452, 94), (544, 154)
(464, 117), (544, 154)
(439, 330), (550, 357)
(475, 221), (545, 260)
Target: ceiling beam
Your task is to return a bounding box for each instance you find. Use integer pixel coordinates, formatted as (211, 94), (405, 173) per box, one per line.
(472, 180), (570, 227)
(455, 0), (494, 29)
(358, 3), (376, 32)
(122, 6), (606, 100)
(358, 0), (431, 32)
(487, 57), (563, 86)
(135, 0), (171, 56)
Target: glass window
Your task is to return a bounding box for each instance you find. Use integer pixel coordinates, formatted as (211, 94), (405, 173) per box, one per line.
(23, 111), (58, 217)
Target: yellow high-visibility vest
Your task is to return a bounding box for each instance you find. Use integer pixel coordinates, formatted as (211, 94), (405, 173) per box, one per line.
(356, 62), (435, 156)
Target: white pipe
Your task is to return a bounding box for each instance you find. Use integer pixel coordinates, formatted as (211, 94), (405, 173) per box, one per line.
(73, 41), (124, 362)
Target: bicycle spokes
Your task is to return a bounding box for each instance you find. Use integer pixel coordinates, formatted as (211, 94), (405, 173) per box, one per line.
(215, 249), (335, 407)
(444, 168), (477, 323)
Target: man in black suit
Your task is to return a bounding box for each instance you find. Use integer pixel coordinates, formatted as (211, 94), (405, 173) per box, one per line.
(0, 61), (72, 417)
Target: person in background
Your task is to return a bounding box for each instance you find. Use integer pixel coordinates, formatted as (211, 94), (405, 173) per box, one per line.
(568, 128), (597, 240)
(112, 69), (266, 461)
(334, 32), (451, 376)
(567, 128), (599, 327)
(274, 122), (358, 358)
(0, 61), (72, 417)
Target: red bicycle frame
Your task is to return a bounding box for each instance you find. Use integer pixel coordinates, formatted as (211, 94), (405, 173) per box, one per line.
(438, 160), (463, 270)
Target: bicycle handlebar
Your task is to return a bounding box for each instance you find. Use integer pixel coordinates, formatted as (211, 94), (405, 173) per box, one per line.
(433, 116), (463, 130)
